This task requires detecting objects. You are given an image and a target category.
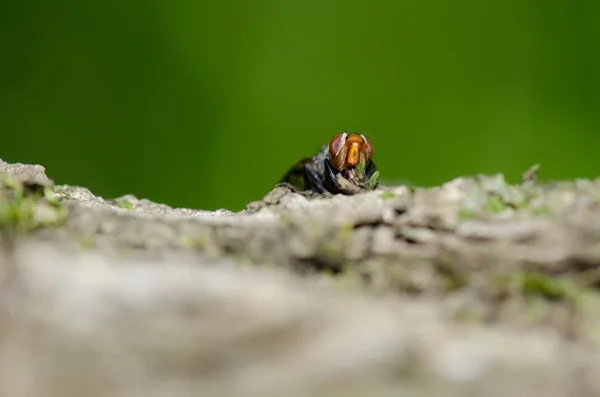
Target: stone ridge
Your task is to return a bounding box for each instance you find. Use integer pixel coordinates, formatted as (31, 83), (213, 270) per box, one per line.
(1, 160), (600, 396)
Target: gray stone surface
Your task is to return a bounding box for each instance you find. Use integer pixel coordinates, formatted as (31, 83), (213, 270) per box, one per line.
(0, 160), (53, 187)
(1, 160), (600, 396)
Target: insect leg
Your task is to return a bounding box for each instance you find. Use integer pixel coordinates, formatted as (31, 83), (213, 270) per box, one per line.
(322, 160), (341, 194)
(303, 163), (328, 193)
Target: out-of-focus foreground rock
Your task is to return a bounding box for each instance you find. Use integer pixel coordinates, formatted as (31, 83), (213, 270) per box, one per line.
(1, 159), (600, 397)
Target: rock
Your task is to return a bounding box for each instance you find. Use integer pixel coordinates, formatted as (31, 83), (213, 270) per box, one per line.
(0, 161), (53, 188)
(1, 240), (599, 397)
(1, 160), (600, 396)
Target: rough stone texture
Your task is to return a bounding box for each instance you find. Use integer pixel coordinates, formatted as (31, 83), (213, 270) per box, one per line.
(0, 159), (53, 187)
(1, 160), (600, 396)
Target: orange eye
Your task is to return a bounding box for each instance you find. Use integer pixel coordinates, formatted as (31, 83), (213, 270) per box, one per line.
(328, 132), (347, 158)
(361, 135), (374, 162)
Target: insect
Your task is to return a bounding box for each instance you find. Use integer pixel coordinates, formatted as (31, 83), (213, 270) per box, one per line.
(281, 132), (379, 194)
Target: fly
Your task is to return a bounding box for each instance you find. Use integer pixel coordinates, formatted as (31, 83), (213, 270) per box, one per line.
(281, 132), (379, 194)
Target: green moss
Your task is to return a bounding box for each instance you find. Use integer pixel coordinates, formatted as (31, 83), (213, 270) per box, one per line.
(317, 241), (339, 259)
(436, 259), (467, 292)
(79, 234), (96, 249)
(0, 176), (66, 235)
(43, 185), (59, 205)
(118, 199), (134, 210)
(321, 267), (339, 277)
(443, 275), (464, 292)
(485, 195), (508, 214)
(459, 208), (477, 220)
(532, 205), (552, 217)
(357, 160), (366, 172)
(514, 272), (578, 301)
(338, 222), (355, 239)
(369, 171), (380, 190)
(179, 233), (208, 249)
(1, 175), (18, 190)
(511, 200), (529, 210)
(0, 194), (36, 234)
(380, 191), (395, 200)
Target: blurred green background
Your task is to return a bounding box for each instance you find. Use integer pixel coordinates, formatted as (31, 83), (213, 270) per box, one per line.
(2, 1), (599, 211)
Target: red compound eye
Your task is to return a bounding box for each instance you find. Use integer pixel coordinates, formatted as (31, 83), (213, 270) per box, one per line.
(328, 132), (375, 171)
(361, 134), (374, 162)
(328, 132), (347, 158)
